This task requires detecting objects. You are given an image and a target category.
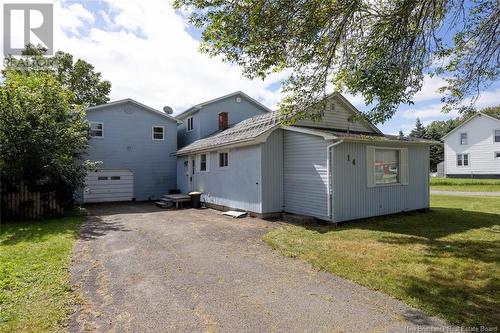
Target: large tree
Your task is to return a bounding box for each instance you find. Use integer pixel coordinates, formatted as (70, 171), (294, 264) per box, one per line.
(3, 45), (111, 107)
(0, 71), (94, 208)
(174, 0), (499, 123)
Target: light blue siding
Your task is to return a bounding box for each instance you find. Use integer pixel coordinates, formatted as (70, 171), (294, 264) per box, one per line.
(261, 130), (284, 213)
(177, 94), (268, 148)
(283, 131), (330, 220)
(189, 145), (263, 212)
(332, 142), (430, 222)
(85, 102), (178, 201)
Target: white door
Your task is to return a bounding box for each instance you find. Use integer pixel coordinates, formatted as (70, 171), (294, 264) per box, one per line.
(84, 169), (133, 203)
(188, 156), (195, 192)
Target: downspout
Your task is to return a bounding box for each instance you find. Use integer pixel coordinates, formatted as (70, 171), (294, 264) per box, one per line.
(326, 140), (344, 222)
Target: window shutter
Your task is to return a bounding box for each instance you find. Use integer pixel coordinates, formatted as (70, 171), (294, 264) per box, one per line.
(400, 148), (409, 185)
(366, 146), (375, 187)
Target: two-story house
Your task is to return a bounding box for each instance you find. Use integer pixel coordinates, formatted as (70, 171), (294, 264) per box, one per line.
(176, 92), (434, 223)
(82, 99), (180, 203)
(442, 112), (500, 178)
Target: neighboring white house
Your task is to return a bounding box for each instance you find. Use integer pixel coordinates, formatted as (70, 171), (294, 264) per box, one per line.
(176, 92), (435, 223)
(442, 112), (500, 178)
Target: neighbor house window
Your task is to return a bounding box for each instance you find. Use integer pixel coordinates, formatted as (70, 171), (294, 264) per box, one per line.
(367, 146), (408, 187)
(152, 126), (164, 140)
(457, 153), (469, 166)
(219, 152), (229, 168)
(89, 122), (103, 138)
(495, 152), (500, 159)
(187, 117), (194, 132)
(495, 130), (500, 143)
(460, 133), (467, 145)
(199, 153), (208, 172)
(374, 149), (400, 184)
(97, 176), (108, 180)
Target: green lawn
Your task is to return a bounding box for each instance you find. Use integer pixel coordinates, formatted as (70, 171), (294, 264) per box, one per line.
(263, 195), (500, 327)
(0, 216), (83, 333)
(430, 177), (500, 192)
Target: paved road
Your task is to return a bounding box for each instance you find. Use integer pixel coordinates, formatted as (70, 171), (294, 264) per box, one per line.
(70, 203), (447, 333)
(431, 190), (500, 197)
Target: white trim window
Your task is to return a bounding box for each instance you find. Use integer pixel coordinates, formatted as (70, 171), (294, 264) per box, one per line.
(198, 153), (209, 172)
(218, 151), (229, 168)
(495, 152), (500, 160)
(152, 126), (164, 140)
(457, 153), (469, 167)
(187, 117), (194, 132)
(366, 146), (408, 187)
(460, 132), (467, 145)
(494, 129), (500, 143)
(89, 122), (104, 138)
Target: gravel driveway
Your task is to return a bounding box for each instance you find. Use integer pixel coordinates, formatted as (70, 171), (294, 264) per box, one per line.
(70, 203), (446, 333)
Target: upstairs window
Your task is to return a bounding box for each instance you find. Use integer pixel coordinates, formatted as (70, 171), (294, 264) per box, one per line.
(457, 153), (469, 167)
(152, 126), (164, 140)
(219, 152), (229, 168)
(495, 129), (500, 143)
(187, 117), (194, 132)
(89, 122), (103, 138)
(460, 133), (467, 145)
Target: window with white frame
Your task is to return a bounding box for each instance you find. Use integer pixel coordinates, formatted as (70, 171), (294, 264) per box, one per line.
(495, 152), (500, 159)
(187, 117), (194, 132)
(219, 151), (229, 168)
(367, 146), (408, 187)
(375, 149), (400, 184)
(457, 153), (469, 166)
(199, 153), (208, 172)
(495, 129), (500, 143)
(89, 122), (103, 137)
(152, 126), (164, 140)
(460, 132), (467, 145)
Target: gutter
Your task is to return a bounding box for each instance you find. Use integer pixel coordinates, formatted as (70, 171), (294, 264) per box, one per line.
(326, 140), (344, 221)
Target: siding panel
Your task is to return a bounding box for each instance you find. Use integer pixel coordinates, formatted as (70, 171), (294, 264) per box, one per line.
(261, 130), (284, 213)
(85, 102), (178, 201)
(283, 131), (329, 220)
(191, 145), (262, 213)
(333, 142), (430, 222)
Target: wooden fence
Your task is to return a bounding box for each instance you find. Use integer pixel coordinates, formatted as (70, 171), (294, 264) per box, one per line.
(0, 177), (63, 221)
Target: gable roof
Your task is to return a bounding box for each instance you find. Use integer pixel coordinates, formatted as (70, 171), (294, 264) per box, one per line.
(174, 91), (272, 120)
(329, 92), (383, 134)
(441, 112), (500, 139)
(87, 99), (181, 124)
(177, 110), (434, 155)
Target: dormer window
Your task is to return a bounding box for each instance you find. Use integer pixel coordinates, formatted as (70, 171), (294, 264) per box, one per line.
(460, 133), (467, 145)
(187, 117), (193, 132)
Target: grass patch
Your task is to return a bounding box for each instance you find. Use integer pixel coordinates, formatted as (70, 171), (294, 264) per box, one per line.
(0, 216), (83, 333)
(263, 195), (500, 327)
(430, 177), (500, 192)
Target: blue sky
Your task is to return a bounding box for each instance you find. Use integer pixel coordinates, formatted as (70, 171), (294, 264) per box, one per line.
(3, 0), (499, 134)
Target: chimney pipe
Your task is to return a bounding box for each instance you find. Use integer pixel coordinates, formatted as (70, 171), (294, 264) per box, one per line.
(218, 112), (228, 131)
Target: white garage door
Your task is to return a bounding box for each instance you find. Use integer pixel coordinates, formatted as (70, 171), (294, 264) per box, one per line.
(84, 169), (133, 203)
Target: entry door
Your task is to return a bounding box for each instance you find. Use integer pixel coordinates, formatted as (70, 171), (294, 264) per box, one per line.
(188, 157), (195, 192)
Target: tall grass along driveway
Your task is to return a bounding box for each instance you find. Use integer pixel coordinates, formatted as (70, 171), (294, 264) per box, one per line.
(263, 195), (500, 327)
(0, 216), (83, 332)
(430, 177), (500, 192)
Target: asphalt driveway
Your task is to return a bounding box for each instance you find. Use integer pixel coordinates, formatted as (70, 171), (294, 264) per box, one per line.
(70, 203), (446, 332)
